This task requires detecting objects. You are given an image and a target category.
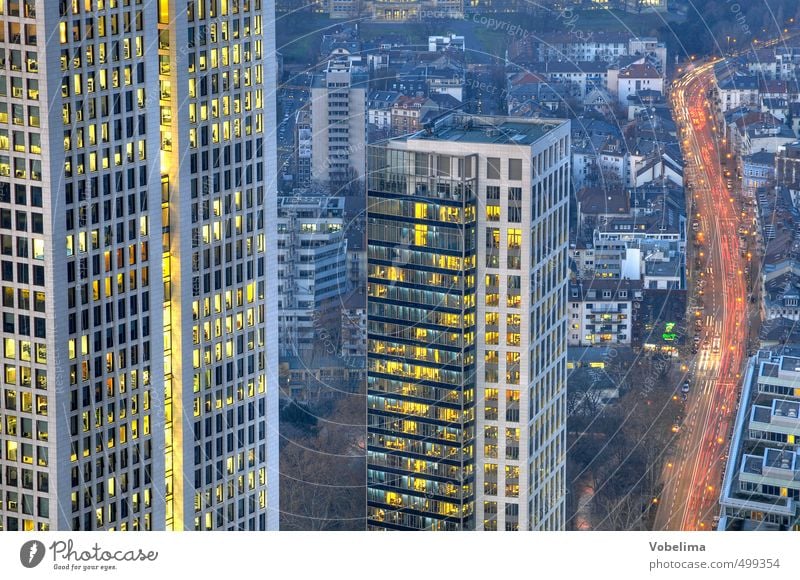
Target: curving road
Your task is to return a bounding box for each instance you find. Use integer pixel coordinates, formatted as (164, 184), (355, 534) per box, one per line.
(654, 60), (749, 531)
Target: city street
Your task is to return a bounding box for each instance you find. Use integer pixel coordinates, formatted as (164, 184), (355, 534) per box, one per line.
(655, 60), (749, 530)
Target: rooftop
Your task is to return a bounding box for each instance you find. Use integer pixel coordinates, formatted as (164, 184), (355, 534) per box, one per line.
(744, 150), (776, 166)
(408, 114), (565, 146)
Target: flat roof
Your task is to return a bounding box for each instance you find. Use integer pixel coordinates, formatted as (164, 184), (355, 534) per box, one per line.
(779, 355), (800, 372)
(410, 115), (564, 146)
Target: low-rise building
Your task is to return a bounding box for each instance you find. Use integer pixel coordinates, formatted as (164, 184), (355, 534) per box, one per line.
(742, 150), (776, 197)
(367, 90), (401, 130)
(643, 258), (683, 290)
(280, 354), (366, 403)
(607, 62), (664, 106)
(390, 95), (437, 135)
(428, 34), (465, 52)
(568, 279), (642, 346)
(716, 74), (760, 112)
(777, 142), (800, 195)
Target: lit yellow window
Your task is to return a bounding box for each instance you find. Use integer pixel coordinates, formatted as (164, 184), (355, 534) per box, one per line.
(414, 224), (428, 246)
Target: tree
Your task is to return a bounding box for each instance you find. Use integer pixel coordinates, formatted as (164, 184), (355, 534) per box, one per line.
(280, 391), (365, 530)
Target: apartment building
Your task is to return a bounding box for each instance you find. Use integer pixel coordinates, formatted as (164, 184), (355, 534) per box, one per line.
(567, 280), (641, 347)
(310, 59), (367, 191)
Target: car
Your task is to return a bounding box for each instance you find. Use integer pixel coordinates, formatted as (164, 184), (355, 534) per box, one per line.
(681, 381), (690, 394)
(691, 347), (698, 354)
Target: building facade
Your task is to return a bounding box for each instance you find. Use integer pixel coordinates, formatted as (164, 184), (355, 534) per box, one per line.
(0, 0), (278, 531)
(366, 114), (570, 531)
(277, 191), (348, 359)
(294, 107), (312, 188)
(568, 280), (641, 346)
(310, 59), (367, 191)
(719, 350), (800, 530)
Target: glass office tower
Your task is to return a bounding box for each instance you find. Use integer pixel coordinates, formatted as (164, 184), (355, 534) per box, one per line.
(367, 114), (570, 531)
(366, 145), (478, 530)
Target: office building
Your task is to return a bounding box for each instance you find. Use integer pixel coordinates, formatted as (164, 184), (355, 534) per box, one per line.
(0, 0), (278, 531)
(719, 350), (800, 530)
(277, 190), (348, 359)
(366, 113), (570, 531)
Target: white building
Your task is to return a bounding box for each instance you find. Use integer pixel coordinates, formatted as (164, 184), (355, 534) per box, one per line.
(742, 151), (775, 197)
(568, 280), (641, 346)
(532, 61), (609, 99)
(0, 0), (278, 531)
(607, 62), (664, 106)
(719, 350), (800, 530)
(367, 90), (400, 130)
(532, 32), (666, 68)
(367, 114), (571, 531)
(340, 289), (367, 360)
(310, 60), (367, 189)
(716, 75), (760, 113)
(294, 107), (313, 187)
(428, 34), (464, 52)
(278, 192), (348, 358)
(570, 244), (642, 280)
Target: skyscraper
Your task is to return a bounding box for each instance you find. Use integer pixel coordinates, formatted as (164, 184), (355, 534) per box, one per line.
(0, 0), (277, 531)
(366, 114), (570, 531)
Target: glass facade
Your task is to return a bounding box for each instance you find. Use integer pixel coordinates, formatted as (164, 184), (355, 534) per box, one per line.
(366, 114), (571, 532)
(366, 146), (478, 530)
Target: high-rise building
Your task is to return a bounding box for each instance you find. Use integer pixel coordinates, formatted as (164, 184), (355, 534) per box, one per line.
(0, 0), (278, 531)
(277, 190), (348, 359)
(294, 107), (312, 188)
(366, 113), (570, 531)
(718, 349), (800, 531)
(310, 59), (367, 192)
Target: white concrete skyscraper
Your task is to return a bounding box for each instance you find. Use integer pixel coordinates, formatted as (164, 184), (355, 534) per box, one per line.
(0, 0), (278, 531)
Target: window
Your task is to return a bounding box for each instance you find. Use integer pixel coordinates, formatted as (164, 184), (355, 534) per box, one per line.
(486, 157), (500, 180)
(508, 159), (522, 181)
